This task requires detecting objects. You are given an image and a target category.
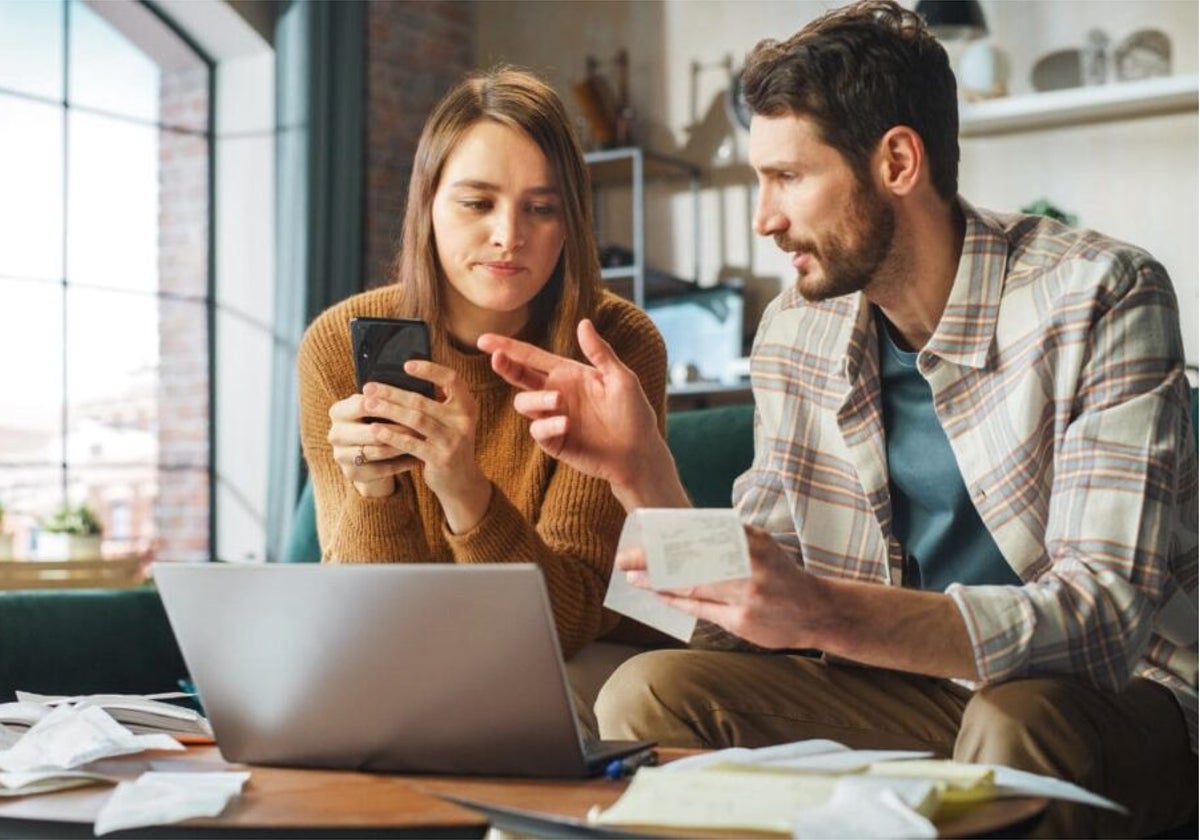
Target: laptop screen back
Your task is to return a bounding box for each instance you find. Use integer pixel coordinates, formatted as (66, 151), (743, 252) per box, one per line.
(154, 563), (595, 777)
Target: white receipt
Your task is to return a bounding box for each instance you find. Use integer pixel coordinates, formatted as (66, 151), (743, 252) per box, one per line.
(603, 509), (751, 641)
(94, 771), (251, 836)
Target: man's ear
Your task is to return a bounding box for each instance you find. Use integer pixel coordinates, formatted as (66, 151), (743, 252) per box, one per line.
(875, 126), (924, 197)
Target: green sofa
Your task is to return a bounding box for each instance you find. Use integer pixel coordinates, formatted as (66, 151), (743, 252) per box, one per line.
(0, 404), (755, 699)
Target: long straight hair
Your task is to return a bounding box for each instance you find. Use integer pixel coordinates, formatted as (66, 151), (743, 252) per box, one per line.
(394, 67), (601, 360)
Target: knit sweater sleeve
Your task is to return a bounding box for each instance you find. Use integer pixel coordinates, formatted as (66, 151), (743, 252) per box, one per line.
(297, 299), (431, 564)
(445, 297), (668, 657)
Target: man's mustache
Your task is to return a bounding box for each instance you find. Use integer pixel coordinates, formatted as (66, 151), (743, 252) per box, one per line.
(775, 234), (818, 255)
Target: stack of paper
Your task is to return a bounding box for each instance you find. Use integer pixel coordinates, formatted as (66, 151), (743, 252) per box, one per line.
(589, 739), (1125, 837)
(4, 691), (212, 741)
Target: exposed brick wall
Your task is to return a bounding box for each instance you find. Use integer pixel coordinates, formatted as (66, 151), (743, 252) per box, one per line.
(157, 65), (211, 563)
(362, 1), (476, 291)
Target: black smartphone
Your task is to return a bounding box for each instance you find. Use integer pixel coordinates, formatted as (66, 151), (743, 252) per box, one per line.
(350, 317), (435, 399)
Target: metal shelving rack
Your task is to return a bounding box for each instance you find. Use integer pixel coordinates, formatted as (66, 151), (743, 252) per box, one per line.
(584, 147), (701, 309)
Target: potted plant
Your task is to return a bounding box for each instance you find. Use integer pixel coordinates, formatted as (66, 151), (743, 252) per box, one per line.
(37, 503), (103, 561)
(0, 499), (11, 561)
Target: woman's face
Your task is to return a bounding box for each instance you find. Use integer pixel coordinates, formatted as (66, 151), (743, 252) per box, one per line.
(432, 120), (566, 345)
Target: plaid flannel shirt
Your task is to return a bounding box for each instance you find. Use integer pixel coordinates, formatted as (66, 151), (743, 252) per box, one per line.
(732, 199), (1198, 749)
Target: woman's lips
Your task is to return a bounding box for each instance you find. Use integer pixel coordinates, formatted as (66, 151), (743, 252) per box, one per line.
(478, 261), (524, 276)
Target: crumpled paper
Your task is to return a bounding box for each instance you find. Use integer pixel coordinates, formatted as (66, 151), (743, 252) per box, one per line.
(791, 776), (938, 839)
(0, 769), (118, 797)
(94, 771), (251, 836)
(0, 705), (181, 773)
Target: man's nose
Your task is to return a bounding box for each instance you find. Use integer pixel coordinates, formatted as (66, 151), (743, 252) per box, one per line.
(753, 191), (787, 237)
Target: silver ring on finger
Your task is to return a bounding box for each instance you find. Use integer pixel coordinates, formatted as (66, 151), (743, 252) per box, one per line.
(354, 445), (367, 467)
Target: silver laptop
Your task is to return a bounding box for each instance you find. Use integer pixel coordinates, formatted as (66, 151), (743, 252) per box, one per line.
(153, 562), (651, 778)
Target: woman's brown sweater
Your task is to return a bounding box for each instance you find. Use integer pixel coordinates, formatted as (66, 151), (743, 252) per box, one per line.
(297, 286), (667, 657)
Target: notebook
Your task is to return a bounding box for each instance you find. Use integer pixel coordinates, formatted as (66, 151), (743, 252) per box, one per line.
(153, 562), (651, 778)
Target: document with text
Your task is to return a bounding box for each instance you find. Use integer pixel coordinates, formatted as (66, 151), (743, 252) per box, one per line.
(604, 508), (751, 641)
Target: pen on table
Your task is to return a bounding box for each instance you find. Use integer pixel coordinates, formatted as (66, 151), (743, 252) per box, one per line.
(605, 748), (658, 780)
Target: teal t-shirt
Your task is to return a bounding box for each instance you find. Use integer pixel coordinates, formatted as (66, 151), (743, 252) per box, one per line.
(876, 310), (1020, 591)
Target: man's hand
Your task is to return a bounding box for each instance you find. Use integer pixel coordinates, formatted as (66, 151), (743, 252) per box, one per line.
(619, 526), (980, 679)
(479, 319), (689, 509)
(618, 527), (825, 650)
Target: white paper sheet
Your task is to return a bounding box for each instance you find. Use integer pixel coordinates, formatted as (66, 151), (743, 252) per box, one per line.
(603, 508), (751, 641)
(990, 765), (1127, 813)
(662, 740), (932, 775)
(0, 769), (118, 797)
(93, 771), (250, 836)
(791, 777), (939, 839)
(0, 705), (182, 772)
(591, 766), (837, 833)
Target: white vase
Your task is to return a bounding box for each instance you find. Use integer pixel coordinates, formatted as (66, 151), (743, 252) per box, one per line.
(959, 40), (1012, 101)
(36, 533), (102, 561)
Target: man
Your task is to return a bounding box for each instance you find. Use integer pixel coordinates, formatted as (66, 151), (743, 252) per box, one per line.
(479, 1), (1197, 835)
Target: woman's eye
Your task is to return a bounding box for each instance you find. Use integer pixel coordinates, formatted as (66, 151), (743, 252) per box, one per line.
(460, 199), (491, 211)
(527, 204), (559, 217)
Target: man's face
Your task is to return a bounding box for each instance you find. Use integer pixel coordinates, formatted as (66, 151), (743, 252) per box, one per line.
(749, 113), (895, 302)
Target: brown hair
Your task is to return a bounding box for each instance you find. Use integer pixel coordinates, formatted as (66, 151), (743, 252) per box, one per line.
(394, 67), (601, 360)
(741, 0), (959, 200)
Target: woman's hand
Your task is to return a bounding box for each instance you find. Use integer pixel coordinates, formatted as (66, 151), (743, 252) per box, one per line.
(327, 393), (421, 499)
(357, 361), (493, 534)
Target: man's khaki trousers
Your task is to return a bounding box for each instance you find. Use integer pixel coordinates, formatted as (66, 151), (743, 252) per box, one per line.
(595, 651), (1195, 838)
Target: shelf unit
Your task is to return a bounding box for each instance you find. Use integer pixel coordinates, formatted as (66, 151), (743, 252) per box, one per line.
(960, 74), (1198, 137)
(584, 146), (701, 308)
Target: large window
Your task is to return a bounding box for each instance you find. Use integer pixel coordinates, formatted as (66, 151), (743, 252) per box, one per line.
(0, 0), (212, 561)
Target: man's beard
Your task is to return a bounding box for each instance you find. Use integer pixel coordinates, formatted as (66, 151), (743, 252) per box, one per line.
(776, 182), (896, 302)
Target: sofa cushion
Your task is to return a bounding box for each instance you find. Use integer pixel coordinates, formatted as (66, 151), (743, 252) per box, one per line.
(0, 586), (187, 700)
(666, 403), (755, 508)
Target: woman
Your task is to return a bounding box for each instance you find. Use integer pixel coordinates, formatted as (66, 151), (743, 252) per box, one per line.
(297, 68), (667, 658)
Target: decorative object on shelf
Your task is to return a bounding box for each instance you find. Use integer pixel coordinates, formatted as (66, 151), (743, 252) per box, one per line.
(916, 0), (1010, 102)
(915, 0), (986, 41)
(1081, 29), (1110, 87)
(1115, 29), (1171, 81)
(959, 39), (1012, 101)
(1022, 198), (1078, 227)
(36, 503), (104, 561)
(1031, 48), (1083, 92)
(572, 51), (633, 149)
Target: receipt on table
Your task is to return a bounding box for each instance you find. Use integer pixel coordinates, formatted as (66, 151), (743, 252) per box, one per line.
(603, 508), (750, 641)
(93, 771), (251, 836)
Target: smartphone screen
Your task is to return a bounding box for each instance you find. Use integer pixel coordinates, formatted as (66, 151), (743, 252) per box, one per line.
(350, 317), (434, 399)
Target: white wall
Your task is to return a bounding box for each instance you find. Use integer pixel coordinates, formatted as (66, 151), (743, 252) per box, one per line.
(476, 0), (1199, 364)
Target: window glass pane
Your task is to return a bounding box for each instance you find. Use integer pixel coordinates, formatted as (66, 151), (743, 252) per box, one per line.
(0, 94), (64, 281)
(68, 464), (156, 558)
(65, 286), (158, 468)
(0, 0), (64, 101)
(0, 466), (62, 560)
(67, 110), (157, 292)
(0, 278), (64, 467)
(67, 0), (158, 123)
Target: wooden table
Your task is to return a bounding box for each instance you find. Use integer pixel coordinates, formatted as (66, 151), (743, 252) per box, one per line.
(0, 746), (1046, 838)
